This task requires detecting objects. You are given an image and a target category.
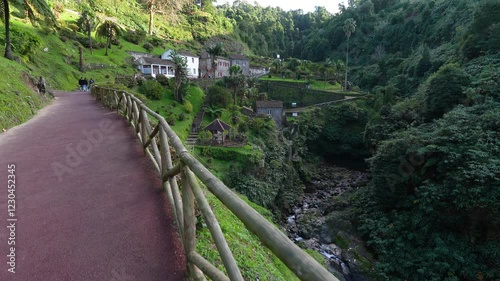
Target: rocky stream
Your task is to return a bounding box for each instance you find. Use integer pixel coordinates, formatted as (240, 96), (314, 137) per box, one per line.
(283, 164), (375, 281)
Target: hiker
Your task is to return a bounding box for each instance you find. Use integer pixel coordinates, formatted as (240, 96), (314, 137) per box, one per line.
(38, 76), (46, 94)
(89, 78), (94, 90)
(78, 77), (84, 90)
(83, 78), (88, 91)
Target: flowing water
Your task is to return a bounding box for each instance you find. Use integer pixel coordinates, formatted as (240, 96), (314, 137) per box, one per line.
(283, 165), (372, 281)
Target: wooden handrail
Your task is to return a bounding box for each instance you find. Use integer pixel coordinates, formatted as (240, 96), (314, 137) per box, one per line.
(92, 86), (339, 281)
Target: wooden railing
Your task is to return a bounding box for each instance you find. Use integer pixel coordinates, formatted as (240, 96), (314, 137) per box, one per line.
(92, 86), (339, 281)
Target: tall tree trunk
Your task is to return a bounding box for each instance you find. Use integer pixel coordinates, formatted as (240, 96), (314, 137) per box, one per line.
(344, 38), (349, 92)
(105, 37), (109, 56)
(86, 19), (93, 53)
(148, 7), (154, 35)
(79, 47), (84, 72)
(3, 0), (13, 60)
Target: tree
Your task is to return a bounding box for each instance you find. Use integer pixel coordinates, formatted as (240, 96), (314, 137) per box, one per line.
(77, 7), (98, 53)
(170, 51), (188, 102)
(141, 0), (164, 35)
(141, 0), (191, 35)
(226, 65), (246, 105)
(362, 102), (500, 280)
(424, 63), (470, 120)
(96, 20), (121, 56)
(206, 86), (232, 108)
(271, 58), (282, 74)
(206, 42), (223, 78)
(415, 45), (431, 77)
(343, 18), (356, 91)
(0, 0), (55, 60)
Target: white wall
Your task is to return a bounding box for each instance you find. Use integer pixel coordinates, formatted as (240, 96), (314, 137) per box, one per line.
(161, 50), (199, 78)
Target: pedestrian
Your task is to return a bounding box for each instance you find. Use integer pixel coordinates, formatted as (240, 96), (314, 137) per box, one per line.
(78, 77), (84, 90)
(89, 78), (94, 90)
(83, 78), (88, 91)
(38, 76), (46, 94)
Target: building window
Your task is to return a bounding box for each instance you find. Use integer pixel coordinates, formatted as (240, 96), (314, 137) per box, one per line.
(193, 68), (196, 74)
(192, 57), (194, 63)
(267, 109), (272, 115)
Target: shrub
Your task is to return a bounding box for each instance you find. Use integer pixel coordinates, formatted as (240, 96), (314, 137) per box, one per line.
(206, 86), (232, 108)
(143, 42), (154, 52)
(198, 131), (213, 145)
(155, 75), (169, 86)
(178, 113), (186, 121)
(148, 36), (163, 47)
(424, 63), (471, 120)
(184, 100), (193, 113)
(8, 27), (42, 57)
(139, 80), (165, 100)
(123, 29), (146, 44)
(166, 114), (176, 125)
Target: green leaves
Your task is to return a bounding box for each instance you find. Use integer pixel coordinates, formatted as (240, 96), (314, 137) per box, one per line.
(361, 101), (500, 280)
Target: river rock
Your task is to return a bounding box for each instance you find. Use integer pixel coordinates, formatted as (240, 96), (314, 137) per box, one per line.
(285, 164), (373, 281)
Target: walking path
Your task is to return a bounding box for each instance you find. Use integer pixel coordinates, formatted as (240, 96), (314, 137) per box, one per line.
(0, 91), (185, 281)
(283, 96), (361, 114)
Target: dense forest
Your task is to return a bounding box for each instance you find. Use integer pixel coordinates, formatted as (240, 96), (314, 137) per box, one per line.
(1, 0), (499, 280)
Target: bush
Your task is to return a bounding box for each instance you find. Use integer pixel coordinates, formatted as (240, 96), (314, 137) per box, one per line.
(155, 75), (169, 86)
(206, 86), (232, 108)
(178, 113), (186, 121)
(184, 100), (193, 113)
(166, 114), (176, 125)
(148, 36), (164, 47)
(8, 27), (42, 57)
(123, 29), (146, 44)
(198, 131), (213, 145)
(424, 63), (471, 120)
(143, 42), (154, 52)
(139, 80), (165, 100)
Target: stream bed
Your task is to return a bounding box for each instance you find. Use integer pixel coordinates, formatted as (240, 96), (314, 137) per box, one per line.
(283, 164), (374, 281)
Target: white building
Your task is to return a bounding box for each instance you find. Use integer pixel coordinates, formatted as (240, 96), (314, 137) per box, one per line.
(136, 57), (174, 78)
(161, 50), (199, 79)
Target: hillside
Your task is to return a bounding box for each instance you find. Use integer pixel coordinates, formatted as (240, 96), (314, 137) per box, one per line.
(1, 0), (499, 280)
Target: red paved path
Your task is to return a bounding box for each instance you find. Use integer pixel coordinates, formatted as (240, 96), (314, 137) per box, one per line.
(0, 91), (185, 281)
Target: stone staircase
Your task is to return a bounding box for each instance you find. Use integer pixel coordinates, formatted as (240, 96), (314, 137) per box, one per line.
(186, 107), (206, 146)
(186, 132), (198, 146)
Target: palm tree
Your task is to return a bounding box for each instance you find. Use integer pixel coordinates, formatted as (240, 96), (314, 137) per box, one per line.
(96, 20), (121, 56)
(271, 58), (282, 74)
(227, 65), (245, 105)
(343, 18), (356, 91)
(206, 42), (223, 79)
(170, 50), (188, 102)
(1, 0), (55, 60)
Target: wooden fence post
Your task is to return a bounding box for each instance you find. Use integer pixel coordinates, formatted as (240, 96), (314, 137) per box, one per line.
(181, 172), (206, 281)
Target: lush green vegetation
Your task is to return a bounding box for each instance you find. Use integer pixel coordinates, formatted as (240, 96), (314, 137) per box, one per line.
(196, 190), (303, 281)
(2, 0), (499, 280)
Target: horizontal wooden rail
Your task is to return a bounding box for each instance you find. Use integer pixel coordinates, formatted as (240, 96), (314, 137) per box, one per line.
(92, 85), (339, 281)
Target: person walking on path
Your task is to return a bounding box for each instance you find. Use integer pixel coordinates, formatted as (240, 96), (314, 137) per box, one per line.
(78, 77), (84, 91)
(89, 78), (94, 90)
(38, 76), (46, 94)
(83, 78), (89, 91)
